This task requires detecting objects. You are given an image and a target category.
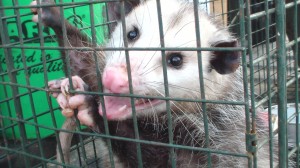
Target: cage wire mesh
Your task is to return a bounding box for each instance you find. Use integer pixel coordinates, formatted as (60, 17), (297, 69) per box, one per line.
(0, 0), (299, 167)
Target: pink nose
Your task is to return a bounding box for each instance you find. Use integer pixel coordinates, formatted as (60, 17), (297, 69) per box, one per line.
(102, 66), (129, 93)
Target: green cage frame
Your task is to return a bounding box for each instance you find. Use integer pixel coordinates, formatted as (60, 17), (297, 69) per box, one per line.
(0, 0), (300, 167)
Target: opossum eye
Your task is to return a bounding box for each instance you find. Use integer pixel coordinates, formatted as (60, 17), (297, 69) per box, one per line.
(127, 26), (139, 41)
(167, 53), (183, 69)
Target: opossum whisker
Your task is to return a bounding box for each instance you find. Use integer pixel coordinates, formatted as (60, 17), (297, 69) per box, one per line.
(186, 151), (196, 167)
(135, 36), (162, 72)
(144, 84), (165, 99)
(49, 33), (59, 45)
(115, 120), (122, 133)
(140, 47), (159, 71)
(136, 55), (146, 73)
(110, 26), (124, 64)
(144, 0), (152, 25)
(174, 20), (195, 37)
(175, 39), (197, 48)
(94, 16), (108, 42)
(145, 80), (226, 97)
(81, 72), (97, 80)
(170, 103), (203, 146)
(139, 64), (162, 76)
(133, 7), (144, 33)
(144, 80), (239, 116)
(136, 35), (159, 72)
(140, 87), (164, 130)
(141, 68), (228, 92)
(161, 4), (192, 41)
(142, 90), (160, 125)
(145, 81), (201, 95)
(142, 83), (209, 142)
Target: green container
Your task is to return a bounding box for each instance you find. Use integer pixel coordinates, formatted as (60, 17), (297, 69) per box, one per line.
(0, 0), (106, 139)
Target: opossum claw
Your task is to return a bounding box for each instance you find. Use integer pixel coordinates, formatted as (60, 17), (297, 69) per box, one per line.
(62, 108), (74, 118)
(48, 76), (95, 126)
(30, 1), (38, 14)
(48, 79), (61, 98)
(62, 85), (70, 97)
(30, 0), (61, 27)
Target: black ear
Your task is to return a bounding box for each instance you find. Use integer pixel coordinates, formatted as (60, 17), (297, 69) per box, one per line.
(106, 0), (141, 35)
(210, 40), (240, 74)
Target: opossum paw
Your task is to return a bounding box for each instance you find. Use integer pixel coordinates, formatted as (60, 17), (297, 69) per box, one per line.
(48, 76), (95, 126)
(30, 0), (61, 27)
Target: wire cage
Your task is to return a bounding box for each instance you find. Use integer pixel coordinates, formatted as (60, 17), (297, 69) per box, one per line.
(0, 0), (299, 167)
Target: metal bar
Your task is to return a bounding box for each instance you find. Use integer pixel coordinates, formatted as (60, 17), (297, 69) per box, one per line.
(0, 2), (105, 20)
(0, 0), (122, 10)
(238, 0), (252, 167)
(103, 1), (111, 38)
(14, 0), (47, 167)
(245, 0), (258, 167)
(88, 1), (115, 167)
(36, 0), (66, 166)
(0, 1), (30, 167)
(221, 0), (225, 25)
(250, 1), (300, 20)
(275, 0), (288, 167)
(0, 107), (13, 168)
(69, 2), (90, 166)
(0, 146), (76, 168)
(264, 0), (274, 166)
(155, 0), (175, 167)
(3, 0), (299, 11)
(292, 0), (299, 167)
(0, 29), (17, 150)
(0, 45), (246, 51)
(119, 1), (143, 167)
(0, 113), (250, 158)
(193, 0), (211, 167)
(251, 36), (300, 65)
(0, 81), (247, 106)
(255, 91), (277, 109)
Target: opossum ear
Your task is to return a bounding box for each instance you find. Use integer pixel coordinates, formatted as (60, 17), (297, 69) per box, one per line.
(106, 0), (140, 21)
(210, 40), (240, 74)
(106, 0), (141, 35)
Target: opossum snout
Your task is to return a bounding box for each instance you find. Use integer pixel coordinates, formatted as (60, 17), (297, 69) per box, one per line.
(102, 66), (139, 94)
(103, 66), (129, 93)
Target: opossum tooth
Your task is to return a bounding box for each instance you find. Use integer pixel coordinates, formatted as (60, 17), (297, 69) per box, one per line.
(118, 105), (127, 112)
(135, 99), (146, 105)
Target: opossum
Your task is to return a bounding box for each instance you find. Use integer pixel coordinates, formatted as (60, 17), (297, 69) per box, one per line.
(32, 0), (279, 167)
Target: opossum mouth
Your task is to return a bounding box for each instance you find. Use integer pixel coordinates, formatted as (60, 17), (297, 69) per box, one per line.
(98, 96), (164, 120)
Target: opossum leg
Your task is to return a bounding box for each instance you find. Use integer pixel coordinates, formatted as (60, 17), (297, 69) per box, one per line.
(30, 1), (98, 166)
(30, 0), (90, 48)
(56, 118), (76, 165)
(48, 76), (96, 127)
(49, 76), (97, 166)
(30, 0), (96, 78)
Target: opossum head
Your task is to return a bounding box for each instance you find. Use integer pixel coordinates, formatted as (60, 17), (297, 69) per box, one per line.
(100, 0), (240, 120)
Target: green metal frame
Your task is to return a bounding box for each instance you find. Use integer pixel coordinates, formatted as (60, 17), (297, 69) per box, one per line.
(0, 0), (300, 167)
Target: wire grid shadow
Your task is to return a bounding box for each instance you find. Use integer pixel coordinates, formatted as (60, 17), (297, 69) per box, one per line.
(0, 0), (299, 167)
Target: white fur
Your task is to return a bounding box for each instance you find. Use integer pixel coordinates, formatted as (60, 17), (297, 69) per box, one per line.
(105, 0), (235, 116)
(103, 0), (280, 167)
